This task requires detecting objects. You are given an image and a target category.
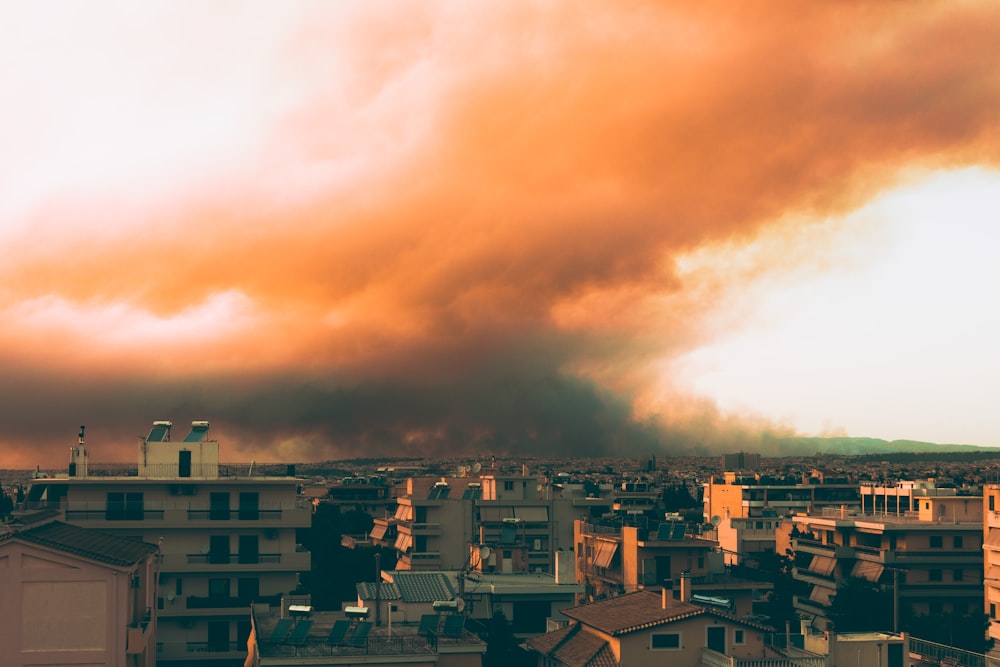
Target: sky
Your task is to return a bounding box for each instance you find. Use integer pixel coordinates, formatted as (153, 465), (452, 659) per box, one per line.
(3, 1), (1000, 467)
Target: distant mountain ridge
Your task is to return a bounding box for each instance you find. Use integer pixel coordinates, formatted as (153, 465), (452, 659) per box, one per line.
(763, 435), (994, 456)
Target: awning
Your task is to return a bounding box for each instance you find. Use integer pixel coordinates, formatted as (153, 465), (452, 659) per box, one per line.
(394, 505), (413, 521)
(850, 560), (884, 582)
(395, 533), (413, 553)
(808, 555), (836, 576)
(480, 506), (515, 522)
(515, 506), (548, 522)
(986, 530), (1000, 547)
(988, 566), (1000, 581)
(369, 524), (388, 541)
(500, 523), (519, 544)
(593, 541), (619, 569)
(809, 585), (834, 605)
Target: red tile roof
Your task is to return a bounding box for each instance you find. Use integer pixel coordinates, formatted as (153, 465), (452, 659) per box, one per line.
(526, 623), (618, 667)
(563, 590), (772, 636)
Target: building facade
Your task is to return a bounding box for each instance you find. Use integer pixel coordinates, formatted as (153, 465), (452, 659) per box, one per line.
(25, 420), (311, 667)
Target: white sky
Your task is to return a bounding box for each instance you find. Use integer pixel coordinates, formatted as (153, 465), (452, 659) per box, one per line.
(674, 167), (1000, 445)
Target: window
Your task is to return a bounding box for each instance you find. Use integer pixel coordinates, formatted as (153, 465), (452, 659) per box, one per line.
(929, 535), (942, 549)
(651, 633), (681, 650)
(928, 569), (942, 582)
(992, 496), (996, 511)
(238, 535), (260, 564)
(504, 481), (515, 491)
(238, 492), (259, 520)
(991, 603), (996, 619)
(210, 492), (230, 520)
(209, 578), (231, 599)
(734, 629), (745, 645)
(953, 568), (964, 581)
(929, 600), (943, 615)
(953, 535), (963, 549)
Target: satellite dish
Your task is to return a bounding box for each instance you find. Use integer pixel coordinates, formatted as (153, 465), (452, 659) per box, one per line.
(201, 545), (211, 554)
(479, 545), (492, 561)
(711, 515), (722, 526)
(536, 484), (543, 491)
(472, 462), (482, 473)
(167, 592), (176, 601)
(456, 597), (466, 612)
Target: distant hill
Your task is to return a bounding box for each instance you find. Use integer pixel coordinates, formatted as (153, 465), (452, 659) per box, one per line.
(760, 435), (995, 457)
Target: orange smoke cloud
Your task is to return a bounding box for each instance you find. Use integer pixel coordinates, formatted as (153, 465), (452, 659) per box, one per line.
(1, 2), (1000, 466)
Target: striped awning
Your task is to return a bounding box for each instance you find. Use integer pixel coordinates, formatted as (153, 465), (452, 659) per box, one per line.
(593, 541), (619, 569)
(808, 555), (836, 576)
(850, 560), (883, 582)
(809, 585), (834, 605)
(395, 533), (413, 553)
(369, 523), (388, 541)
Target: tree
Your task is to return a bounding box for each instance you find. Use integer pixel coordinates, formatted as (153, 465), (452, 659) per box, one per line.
(826, 577), (893, 633)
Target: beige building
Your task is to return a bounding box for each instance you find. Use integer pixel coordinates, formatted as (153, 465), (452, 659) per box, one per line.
(24, 420), (311, 667)
(0, 512), (160, 667)
(791, 497), (983, 628)
(703, 473), (860, 522)
(525, 586), (773, 667)
(369, 473), (611, 574)
(983, 484), (1000, 652)
(715, 514), (784, 566)
(574, 520), (769, 617)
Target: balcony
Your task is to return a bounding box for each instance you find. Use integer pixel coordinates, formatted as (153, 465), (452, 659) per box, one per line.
(157, 640), (248, 661)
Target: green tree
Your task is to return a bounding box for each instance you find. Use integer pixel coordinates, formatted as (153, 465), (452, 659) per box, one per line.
(826, 577), (893, 632)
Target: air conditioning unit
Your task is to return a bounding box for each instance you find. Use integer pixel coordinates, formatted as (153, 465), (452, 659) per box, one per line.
(264, 529), (279, 540)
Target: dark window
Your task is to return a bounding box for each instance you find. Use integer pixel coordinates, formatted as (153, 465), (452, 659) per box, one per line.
(178, 450), (192, 478)
(210, 493), (230, 520)
(651, 633), (681, 649)
(238, 577), (259, 602)
(209, 535), (230, 564)
(238, 493), (259, 520)
(106, 492), (125, 520)
(928, 569), (942, 582)
(991, 496), (996, 511)
(209, 578), (231, 599)
(504, 481), (515, 491)
(125, 492), (144, 520)
(238, 535), (260, 564)
(953, 535), (963, 549)
(953, 568), (964, 581)
(207, 620), (229, 653)
(176, 578), (183, 596)
(929, 535), (942, 548)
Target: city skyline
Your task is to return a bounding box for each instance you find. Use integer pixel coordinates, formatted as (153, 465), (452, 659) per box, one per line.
(3, 2), (1000, 466)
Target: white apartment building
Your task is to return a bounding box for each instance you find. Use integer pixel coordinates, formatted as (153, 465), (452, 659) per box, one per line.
(25, 420), (311, 667)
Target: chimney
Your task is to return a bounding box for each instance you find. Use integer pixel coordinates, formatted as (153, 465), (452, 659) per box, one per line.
(680, 572), (692, 603)
(662, 580), (673, 609)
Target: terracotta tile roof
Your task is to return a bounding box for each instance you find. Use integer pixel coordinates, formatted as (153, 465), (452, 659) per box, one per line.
(563, 590), (773, 636)
(9, 520), (159, 567)
(526, 623), (619, 667)
(564, 591), (704, 636)
(356, 581), (401, 600)
(392, 572), (456, 602)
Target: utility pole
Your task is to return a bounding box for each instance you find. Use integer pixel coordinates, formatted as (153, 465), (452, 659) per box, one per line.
(375, 552), (382, 627)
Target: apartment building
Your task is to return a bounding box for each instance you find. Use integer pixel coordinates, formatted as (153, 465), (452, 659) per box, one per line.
(791, 496), (983, 629)
(368, 473), (611, 574)
(574, 519), (769, 617)
(0, 512), (161, 667)
(703, 472), (860, 522)
(24, 421), (311, 667)
(982, 484), (1000, 651)
(861, 480), (959, 515)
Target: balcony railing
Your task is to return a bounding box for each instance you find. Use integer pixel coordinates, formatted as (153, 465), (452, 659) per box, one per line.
(701, 647), (828, 667)
(187, 553), (282, 565)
